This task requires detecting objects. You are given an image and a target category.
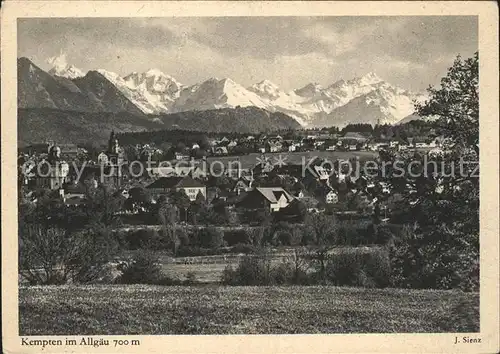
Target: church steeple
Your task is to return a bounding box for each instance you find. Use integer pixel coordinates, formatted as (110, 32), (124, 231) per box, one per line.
(108, 130), (119, 154)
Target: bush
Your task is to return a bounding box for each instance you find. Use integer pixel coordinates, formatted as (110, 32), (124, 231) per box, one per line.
(176, 246), (217, 257)
(375, 224), (402, 244)
(389, 225), (479, 291)
(221, 256), (271, 285)
(247, 226), (267, 246)
(271, 262), (294, 285)
(289, 228), (303, 246)
(221, 264), (239, 285)
(176, 227), (190, 248)
(336, 221), (374, 246)
(118, 250), (162, 284)
(19, 225), (117, 285)
(230, 243), (257, 254)
(184, 271), (197, 285)
(324, 249), (390, 288)
(194, 227), (224, 248)
(221, 255), (312, 286)
(224, 229), (251, 246)
(125, 229), (162, 250)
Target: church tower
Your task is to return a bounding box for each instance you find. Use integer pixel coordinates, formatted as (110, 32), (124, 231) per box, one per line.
(104, 130), (124, 187)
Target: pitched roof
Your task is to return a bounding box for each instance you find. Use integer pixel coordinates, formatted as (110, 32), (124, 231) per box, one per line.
(256, 187), (295, 203)
(146, 176), (204, 189)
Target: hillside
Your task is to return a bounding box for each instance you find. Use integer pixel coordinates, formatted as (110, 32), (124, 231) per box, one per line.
(17, 106), (299, 146)
(17, 108), (163, 146)
(72, 71), (146, 115)
(17, 58), (100, 112)
(154, 106), (301, 133)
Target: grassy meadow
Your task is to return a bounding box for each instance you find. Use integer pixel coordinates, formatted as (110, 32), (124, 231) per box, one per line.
(19, 285), (478, 335)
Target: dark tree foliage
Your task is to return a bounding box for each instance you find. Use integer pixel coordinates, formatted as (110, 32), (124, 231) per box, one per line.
(386, 52), (479, 291)
(18, 185), (122, 284)
(341, 123), (373, 134)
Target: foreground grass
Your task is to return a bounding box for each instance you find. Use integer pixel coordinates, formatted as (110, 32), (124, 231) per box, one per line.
(19, 285), (478, 335)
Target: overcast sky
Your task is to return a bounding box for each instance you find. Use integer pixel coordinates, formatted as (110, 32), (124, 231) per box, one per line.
(18, 16), (477, 92)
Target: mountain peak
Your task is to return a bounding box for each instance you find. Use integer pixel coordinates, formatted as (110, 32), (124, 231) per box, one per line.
(328, 79), (347, 89)
(294, 82), (323, 97)
(46, 52), (85, 79)
(257, 79), (279, 87)
(206, 77), (221, 82)
(358, 72), (383, 85)
(247, 79), (282, 101)
(49, 64), (85, 79)
(145, 68), (165, 77)
(220, 77), (236, 84)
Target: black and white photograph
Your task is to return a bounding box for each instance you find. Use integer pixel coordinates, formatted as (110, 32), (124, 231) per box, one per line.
(1, 1), (499, 353)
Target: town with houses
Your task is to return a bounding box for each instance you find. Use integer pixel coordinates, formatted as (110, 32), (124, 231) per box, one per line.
(18, 123), (445, 223)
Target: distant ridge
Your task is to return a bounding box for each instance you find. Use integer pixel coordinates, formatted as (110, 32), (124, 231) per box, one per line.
(18, 57), (426, 128)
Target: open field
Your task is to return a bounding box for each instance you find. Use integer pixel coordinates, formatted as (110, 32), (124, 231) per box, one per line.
(162, 263), (232, 283)
(121, 246), (383, 283)
(206, 150), (377, 171)
(19, 285), (478, 335)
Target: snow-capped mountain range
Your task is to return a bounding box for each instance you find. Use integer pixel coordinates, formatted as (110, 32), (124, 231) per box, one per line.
(19, 57), (426, 127)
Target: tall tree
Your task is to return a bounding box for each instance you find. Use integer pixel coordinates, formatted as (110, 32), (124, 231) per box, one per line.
(387, 52), (479, 291)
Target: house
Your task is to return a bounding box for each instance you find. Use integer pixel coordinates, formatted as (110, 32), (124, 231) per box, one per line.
(61, 182), (87, 207)
(266, 141), (282, 153)
(175, 152), (190, 160)
(19, 159), (36, 186)
(324, 189), (339, 204)
(389, 141), (399, 148)
(367, 142), (389, 151)
(146, 176), (206, 201)
(227, 140), (238, 149)
(311, 165), (330, 181)
(232, 176), (254, 195)
(63, 182), (87, 199)
(97, 152), (109, 165)
(409, 136), (434, 149)
(314, 140), (326, 148)
(398, 143), (409, 151)
(213, 146), (229, 156)
(237, 187), (295, 212)
(57, 143), (79, 160)
(326, 144), (336, 151)
(349, 144), (358, 151)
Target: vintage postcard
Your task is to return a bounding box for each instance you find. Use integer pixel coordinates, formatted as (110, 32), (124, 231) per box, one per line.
(1, 1), (499, 353)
